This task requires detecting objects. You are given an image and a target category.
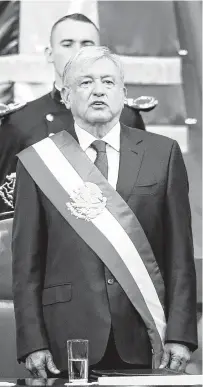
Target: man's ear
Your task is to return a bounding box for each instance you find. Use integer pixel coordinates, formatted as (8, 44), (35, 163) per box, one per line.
(124, 86), (127, 98)
(45, 46), (54, 64)
(61, 86), (71, 109)
(123, 87), (128, 105)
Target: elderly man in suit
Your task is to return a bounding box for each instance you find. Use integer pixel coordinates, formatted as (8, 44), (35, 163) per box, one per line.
(0, 12), (150, 216)
(12, 46), (197, 378)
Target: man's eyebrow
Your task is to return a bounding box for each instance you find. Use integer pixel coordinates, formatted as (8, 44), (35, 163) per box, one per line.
(78, 75), (93, 80)
(77, 75), (116, 80)
(60, 39), (73, 44)
(60, 39), (95, 45)
(81, 40), (95, 44)
(101, 75), (116, 79)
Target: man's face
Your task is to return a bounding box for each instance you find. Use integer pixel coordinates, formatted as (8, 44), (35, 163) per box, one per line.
(65, 57), (126, 127)
(49, 19), (100, 80)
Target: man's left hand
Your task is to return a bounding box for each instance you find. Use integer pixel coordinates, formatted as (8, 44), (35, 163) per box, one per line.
(159, 343), (191, 372)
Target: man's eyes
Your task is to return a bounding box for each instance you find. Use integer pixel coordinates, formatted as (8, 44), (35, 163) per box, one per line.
(80, 80), (92, 86)
(82, 42), (95, 47)
(103, 80), (114, 85)
(80, 79), (115, 86)
(60, 41), (95, 48)
(61, 41), (73, 47)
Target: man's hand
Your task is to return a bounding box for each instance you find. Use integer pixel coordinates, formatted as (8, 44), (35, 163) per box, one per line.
(159, 343), (191, 372)
(25, 349), (60, 378)
(25, 378), (58, 386)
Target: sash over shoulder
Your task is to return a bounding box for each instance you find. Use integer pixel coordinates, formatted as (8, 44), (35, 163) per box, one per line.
(17, 130), (166, 368)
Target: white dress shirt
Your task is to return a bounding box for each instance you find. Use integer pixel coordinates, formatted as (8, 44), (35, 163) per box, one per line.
(74, 122), (121, 189)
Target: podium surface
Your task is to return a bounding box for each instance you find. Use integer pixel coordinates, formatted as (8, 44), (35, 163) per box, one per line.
(0, 373), (202, 387)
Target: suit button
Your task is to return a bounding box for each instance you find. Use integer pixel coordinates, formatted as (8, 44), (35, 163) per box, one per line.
(107, 278), (114, 285)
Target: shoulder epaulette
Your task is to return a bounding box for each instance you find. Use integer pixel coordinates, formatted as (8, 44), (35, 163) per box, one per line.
(0, 101), (27, 119)
(125, 96), (158, 112)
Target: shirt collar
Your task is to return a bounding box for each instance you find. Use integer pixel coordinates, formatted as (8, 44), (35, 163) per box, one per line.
(55, 83), (61, 92)
(103, 122), (120, 151)
(74, 121), (121, 152)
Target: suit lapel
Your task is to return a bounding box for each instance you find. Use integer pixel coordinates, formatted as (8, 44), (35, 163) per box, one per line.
(116, 124), (145, 201)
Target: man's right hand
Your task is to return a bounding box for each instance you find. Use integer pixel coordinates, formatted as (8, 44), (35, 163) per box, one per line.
(25, 349), (60, 378)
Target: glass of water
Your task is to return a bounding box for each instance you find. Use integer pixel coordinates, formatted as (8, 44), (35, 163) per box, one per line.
(67, 339), (89, 383)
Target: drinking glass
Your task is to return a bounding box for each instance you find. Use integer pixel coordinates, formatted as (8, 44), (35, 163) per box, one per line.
(67, 339), (89, 383)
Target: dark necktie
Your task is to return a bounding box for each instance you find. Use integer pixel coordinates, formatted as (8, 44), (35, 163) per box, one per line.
(91, 140), (108, 179)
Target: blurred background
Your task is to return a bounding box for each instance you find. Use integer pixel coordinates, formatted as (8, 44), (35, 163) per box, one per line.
(0, 0), (202, 376)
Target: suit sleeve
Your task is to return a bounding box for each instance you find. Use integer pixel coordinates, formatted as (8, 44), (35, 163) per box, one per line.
(164, 141), (198, 351)
(12, 160), (49, 362)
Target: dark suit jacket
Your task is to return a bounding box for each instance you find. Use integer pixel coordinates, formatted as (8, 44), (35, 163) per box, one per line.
(0, 89), (145, 193)
(12, 124), (197, 371)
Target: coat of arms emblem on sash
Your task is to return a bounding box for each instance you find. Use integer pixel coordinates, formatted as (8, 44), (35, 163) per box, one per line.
(66, 182), (107, 221)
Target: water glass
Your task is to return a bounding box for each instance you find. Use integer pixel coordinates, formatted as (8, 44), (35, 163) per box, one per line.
(67, 339), (89, 383)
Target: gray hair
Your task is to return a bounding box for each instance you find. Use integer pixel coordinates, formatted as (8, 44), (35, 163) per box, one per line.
(62, 46), (125, 87)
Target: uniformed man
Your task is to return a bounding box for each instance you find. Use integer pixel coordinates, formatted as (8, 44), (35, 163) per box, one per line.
(0, 13), (157, 214)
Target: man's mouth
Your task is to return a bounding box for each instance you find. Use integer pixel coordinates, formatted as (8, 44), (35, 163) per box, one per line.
(91, 101), (107, 106)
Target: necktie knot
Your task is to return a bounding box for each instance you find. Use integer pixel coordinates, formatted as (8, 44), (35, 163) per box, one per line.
(92, 140), (106, 153)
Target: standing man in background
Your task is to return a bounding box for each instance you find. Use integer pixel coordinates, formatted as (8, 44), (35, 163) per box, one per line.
(0, 12), (151, 214)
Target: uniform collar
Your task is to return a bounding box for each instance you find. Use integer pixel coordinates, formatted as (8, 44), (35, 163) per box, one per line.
(74, 121), (121, 152)
(51, 84), (64, 105)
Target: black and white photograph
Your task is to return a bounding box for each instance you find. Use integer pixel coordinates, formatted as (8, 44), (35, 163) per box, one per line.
(0, 0), (202, 385)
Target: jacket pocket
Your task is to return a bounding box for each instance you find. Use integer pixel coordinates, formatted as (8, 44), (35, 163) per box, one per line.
(42, 283), (72, 306)
(131, 181), (160, 196)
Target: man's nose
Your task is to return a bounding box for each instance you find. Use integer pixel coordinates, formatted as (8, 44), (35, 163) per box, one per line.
(72, 42), (81, 54)
(93, 81), (105, 96)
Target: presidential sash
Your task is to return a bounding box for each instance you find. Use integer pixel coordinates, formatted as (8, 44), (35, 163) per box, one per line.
(18, 130), (166, 367)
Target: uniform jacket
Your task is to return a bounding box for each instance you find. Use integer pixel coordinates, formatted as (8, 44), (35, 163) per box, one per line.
(12, 124), (197, 371)
(0, 88), (145, 203)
